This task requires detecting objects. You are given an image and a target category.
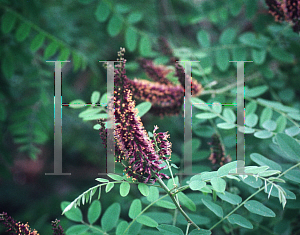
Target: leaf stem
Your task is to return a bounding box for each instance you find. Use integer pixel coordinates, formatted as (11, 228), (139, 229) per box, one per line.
(155, 175), (200, 230)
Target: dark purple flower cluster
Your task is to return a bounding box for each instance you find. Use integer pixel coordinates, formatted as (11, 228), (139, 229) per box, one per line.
(51, 219), (65, 235)
(107, 48), (170, 183)
(208, 134), (232, 170)
(266, 0), (300, 33)
(0, 212), (39, 235)
(129, 60), (202, 116)
(152, 125), (172, 157)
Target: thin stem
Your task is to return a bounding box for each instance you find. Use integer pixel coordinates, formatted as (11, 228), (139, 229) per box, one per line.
(122, 194), (169, 235)
(155, 175), (201, 230)
(185, 222), (191, 235)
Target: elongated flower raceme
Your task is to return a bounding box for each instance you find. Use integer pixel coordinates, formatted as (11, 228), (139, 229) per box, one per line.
(106, 48), (170, 183)
(129, 59), (202, 116)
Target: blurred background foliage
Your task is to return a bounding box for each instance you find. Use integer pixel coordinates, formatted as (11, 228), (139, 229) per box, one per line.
(0, 0), (299, 234)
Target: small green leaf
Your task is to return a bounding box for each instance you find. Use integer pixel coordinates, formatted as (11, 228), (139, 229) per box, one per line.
(227, 214), (253, 229)
(178, 192), (196, 211)
(269, 46), (294, 63)
(276, 133), (300, 162)
(138, 183), (149, 196)
(254, 130), (273, 139)
(87, 200), (101, 224)
(220, 28), (237, 45)
(116, 221), (128, 235)
(139, 35), (152, 56)
(196, 113), (218, 119)
(192, 97), (211, 111)
(215, 49), (230, 71)
(217, 123), (236, 129)
(244, 166), (269, 174)
(251, 49), (267, 65)
(95, 1), (110, 22)
(101, 203), (121, 232)
(44, 41), (59, 59)
(107, 173), (123, 181)
(129, 199), (142, 219)
(30, 33), (45, 52)
(217, 191), (242, 205)
(259, 107), (273, 128)
(223, 108), (236, 123)
(136, 215), (158, 227)
(125, 27), (138, 52)
(105, 182), (114, 192)
(239, 32), (269, 49)
(287, 112), (300, 121)
(232, 47), (247, 61)
(147, 186), (159, 202)
(210, 177), (226, 193)
(284, 170), (300, 183)
(189, 229), (212, 235)
(197, 30), (210, 48)
(246, 85), (268, 98)
(61, 201), (83, 222)
(91, 91), (100, 103)
(72, 52), (81, 71)
(83, 113), (107, 121)
(100, 93), (108, 106)
(245, 101), (257, 116)
(202, 199), (223, 218)
(66, 224), (89, 235)
(120, 182), (130, 197)
(212, 103), (222, 114)
(69, 99), (86, 108)
(250, 153), (282, 171)
(59, 47), (71, 61)
(2, 11), (17, 34)
(217, 161), (238, 177)
(95, 178), (109, 182)
(245, 113), (258, 127)
(107, 14), (123, 37)
(285, 126), (300, 137)
(136, 102), (151, 117)
(189, 180), (206, 191)
(262, 120), (277, 131)
(127, 12), (143, 24)
(79, 108), (102, 118)
(157, 224), (184, 235)
(242, 176), (262, 188)
(244, 200), (276, 217)
(155, 200), (176, 209)
(15, 23), (31, 42)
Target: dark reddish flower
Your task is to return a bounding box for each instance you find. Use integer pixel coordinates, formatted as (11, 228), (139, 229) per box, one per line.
(105, 48), (170, 183)
(152, 125), (172, 157)
(0, 212), (39, 235)
(266, 0), (300, 33)
(208, 134), (232, 170)
(137, 58), (173, 85)
(130, 60), (202, 116)
(51, 219), (65, 235)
